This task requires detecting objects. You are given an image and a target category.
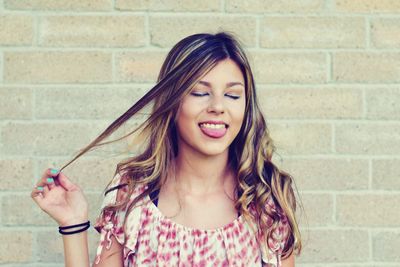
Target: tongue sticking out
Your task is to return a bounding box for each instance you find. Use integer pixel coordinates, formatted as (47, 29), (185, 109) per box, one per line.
(199, 124), (227, 138)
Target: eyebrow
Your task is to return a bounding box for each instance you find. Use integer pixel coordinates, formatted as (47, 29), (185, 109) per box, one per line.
(198, 80), (244, 88)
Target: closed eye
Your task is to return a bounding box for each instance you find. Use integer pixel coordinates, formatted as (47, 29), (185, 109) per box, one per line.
(226, 94), (240, 100)
(190, 92), (240, 100)
(190, 92), (209, 97)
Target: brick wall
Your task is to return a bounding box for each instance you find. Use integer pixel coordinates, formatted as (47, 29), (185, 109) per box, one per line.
(0, 0), (399, 266)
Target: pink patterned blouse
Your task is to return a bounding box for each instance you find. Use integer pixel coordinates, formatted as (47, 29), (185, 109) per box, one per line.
(94, 173), (291, 267)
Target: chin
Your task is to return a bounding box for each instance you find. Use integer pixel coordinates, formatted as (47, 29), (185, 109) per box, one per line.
(198, 146), (230, 157)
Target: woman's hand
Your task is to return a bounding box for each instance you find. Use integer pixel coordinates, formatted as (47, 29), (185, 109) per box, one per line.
(31, 168), (89, 227)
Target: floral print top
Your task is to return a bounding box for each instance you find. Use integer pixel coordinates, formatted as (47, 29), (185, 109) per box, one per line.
(93, 173), (291, 267)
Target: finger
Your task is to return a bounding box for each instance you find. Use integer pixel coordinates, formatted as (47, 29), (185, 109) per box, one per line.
(46, 168), (62, 187)
(35, 176), (55, 191)
(31, 186), (44, 203)
(43, 183), (50, 195)
(57, 172), (77, 191)
(46, 177), (56, 190)
(31, 187), (49, 213)
(36, 168), (60, 189)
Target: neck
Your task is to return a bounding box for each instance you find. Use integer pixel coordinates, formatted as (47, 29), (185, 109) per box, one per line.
(172, 148), (234, 195)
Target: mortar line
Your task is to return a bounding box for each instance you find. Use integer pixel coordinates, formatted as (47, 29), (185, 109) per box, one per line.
(34, 13), (40, 47)
(332, 192), (337, 225)
(255, 14), (260, 49)
(366, 15), (372, 49)
(328, 51), (333, 83)
(0, 9), (399, 16)
(369, 229), (373, 261)
(0, 51), (3, 83)
(2, 46), (400, 52)
(331, 121), (336, 154)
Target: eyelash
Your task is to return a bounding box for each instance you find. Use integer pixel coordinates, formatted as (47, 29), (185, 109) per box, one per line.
(190, 92), (240, 100)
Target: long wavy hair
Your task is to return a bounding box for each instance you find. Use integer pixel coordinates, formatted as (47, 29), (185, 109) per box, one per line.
(59, 31), (302, 259)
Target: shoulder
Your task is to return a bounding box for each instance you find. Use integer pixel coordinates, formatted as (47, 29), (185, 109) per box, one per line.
(104, 172), (130, 202)
(100, 172), (148, 212)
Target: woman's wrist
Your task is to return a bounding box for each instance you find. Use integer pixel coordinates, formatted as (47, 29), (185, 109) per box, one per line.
(59, 217), (89, 227)
(59, 221), (90, 235)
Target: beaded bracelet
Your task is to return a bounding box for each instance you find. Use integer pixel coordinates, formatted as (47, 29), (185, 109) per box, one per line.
(59, 220), (90, 235)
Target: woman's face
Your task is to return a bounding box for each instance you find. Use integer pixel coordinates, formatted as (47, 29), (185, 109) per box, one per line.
(175, 58), (246, 157)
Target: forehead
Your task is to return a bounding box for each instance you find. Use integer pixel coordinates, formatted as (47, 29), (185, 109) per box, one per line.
(197, 80), (244, 88)
(198, 58), (244, 84)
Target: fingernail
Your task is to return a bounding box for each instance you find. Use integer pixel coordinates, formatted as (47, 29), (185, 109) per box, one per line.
(37, 186), (44, 191)
(50, 169), (58, 174)
(47, 177), (54, 183)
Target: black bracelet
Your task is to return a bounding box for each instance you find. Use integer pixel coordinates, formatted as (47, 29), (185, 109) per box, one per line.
(59, 221), (90, 230)
(58, 221), (90, 235)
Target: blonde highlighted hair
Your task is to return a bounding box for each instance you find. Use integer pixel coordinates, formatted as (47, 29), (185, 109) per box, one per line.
(59, 31), (302, 259)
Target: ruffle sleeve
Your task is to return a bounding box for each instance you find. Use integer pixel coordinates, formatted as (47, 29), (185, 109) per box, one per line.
(261, 196), (292, 267)
(93, 172), (144, 265)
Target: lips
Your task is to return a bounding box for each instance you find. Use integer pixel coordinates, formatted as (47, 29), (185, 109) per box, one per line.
(198, 121), (228, 138)
(198, 120), (229, 128)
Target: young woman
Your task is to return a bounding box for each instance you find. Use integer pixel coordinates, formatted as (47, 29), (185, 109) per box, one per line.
(31, 31), (302, 267)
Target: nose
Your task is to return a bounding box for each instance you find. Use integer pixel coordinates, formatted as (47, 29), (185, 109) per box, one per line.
(207, 95), (225, 114)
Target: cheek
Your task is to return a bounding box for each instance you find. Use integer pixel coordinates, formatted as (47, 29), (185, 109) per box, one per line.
(176, 101), (199, 135)
(232, 103), (246, 125)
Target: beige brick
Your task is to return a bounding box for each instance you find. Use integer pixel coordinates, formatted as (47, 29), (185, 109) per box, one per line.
(269, 122), (331, 155)
(337, 194), (400, 227)
(372, 159), (400, 190)
(261, 17), (365, 48)
(373, 231), (400, 261)
(298, 230), (368, 262)
(258, 87), (363, 119)
(0, 15), (33, 45)
(0, 53), (3, 83)
(115, 51), (166, 83)
(2, 194), (52, 225)
(116, 0), (219, 11)
(4, 51), (112, 83)
(2, 193), (101, 226)
(0, 87), (32, 119)
(279, 158), (369, 191)
(250, 52), (327, 84)
(36, 230), (64, 262)
(0, 231), (32, 263)
(40, 16), (146, 47)
(149, 16), (257, 48)
(36, 228), (102, 263)
(35, 86), (148, 119)
(335, 0), (400, 12)
(371, 18), (400, 48)
(226, 0), (324, 13)
(333, 52), (400, 83)
(90, 192), (112, 220)
(4, 0), (111, 11)
(37, 157), (123, 190)
(0, 159), (33, 190)
(0, 121), (118, 156)
(297, 194), (334, 227)
(366, 87), (400, 119)
(335, 123), (400, 155)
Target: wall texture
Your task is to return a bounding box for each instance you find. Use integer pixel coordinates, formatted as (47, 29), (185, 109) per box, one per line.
(1, 0), (400, 266)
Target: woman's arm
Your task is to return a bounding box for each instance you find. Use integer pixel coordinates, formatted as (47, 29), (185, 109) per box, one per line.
(92, 235), (124, 267)
(62, 230), (90, 267)
(281, 253), (295, 267)
(31, 169), (91, 267)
